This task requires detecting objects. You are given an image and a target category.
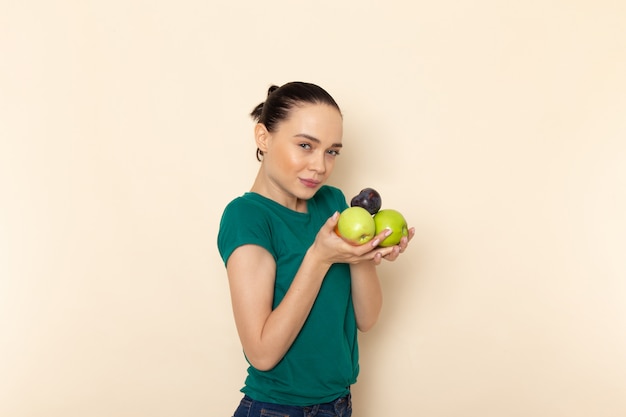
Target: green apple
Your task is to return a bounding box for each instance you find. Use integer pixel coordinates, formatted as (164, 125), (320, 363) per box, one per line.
(336, 206), (376, 245)
(373, 209), (408, 247)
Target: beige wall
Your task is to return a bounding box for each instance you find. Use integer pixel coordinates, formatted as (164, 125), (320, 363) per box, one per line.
(1, 1), (625, 416)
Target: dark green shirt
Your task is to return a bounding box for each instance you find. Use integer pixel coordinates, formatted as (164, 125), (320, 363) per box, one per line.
(217, 185), (358, 406)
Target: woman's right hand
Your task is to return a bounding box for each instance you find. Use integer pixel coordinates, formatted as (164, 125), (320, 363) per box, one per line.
(309, 211), (397, 266)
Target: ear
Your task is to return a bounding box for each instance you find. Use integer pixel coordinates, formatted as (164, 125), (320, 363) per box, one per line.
(254, 123), (270, 154)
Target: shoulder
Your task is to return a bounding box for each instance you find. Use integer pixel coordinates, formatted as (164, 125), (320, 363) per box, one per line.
(220, 194), (275, 222)
(217, 195), (275, 265)
(222, 194), (262, 213)
(218, 194), (274, 240)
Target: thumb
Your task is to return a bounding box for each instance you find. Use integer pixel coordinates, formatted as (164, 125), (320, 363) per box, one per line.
(325, 211), (340, 230)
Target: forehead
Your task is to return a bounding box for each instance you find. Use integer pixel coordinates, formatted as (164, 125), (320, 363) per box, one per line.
(281, 103), (343, 141)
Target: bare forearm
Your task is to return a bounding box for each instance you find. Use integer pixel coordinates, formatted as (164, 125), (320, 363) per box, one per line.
(350, 261), (383, 332)
(248, 248), (330, 370)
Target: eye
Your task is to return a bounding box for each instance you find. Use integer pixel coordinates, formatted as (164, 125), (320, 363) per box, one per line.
(327, 149), (341, 156)
(299, 143), (312, 150)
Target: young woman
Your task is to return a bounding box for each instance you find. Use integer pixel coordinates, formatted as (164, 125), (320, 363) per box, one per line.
(217, 82), (414, 416)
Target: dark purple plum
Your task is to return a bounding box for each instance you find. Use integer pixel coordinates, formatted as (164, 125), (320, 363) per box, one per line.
(350, 188), (382, 215)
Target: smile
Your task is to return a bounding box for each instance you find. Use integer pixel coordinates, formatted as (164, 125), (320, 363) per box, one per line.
(299, 178), (321, 188)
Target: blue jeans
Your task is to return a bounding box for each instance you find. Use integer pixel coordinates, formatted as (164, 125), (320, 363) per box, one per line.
(232, 393), (352, 417)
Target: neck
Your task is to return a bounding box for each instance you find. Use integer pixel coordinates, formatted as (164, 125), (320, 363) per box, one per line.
(250, 169), (305, 212)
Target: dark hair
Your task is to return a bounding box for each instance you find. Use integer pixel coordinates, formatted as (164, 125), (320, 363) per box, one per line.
(250, 82), (342, 161)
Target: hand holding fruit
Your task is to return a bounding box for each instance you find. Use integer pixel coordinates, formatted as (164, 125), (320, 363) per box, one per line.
(336, 187), (413, 251)
(307, 211), (397, 266)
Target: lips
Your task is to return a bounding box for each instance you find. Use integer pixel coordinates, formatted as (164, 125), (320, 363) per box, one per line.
(300, 178), (321, 188)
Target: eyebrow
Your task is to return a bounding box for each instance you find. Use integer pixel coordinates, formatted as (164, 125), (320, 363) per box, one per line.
(295, 133), (343, 148)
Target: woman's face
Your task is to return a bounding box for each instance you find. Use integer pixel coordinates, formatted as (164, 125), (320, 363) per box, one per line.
(257, 103), (343, 207)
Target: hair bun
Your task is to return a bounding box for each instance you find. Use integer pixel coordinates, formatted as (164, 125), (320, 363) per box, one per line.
(267, 85), (280, 96)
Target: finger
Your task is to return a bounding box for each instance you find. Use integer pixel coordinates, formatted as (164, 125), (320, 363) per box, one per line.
(373, 227), (393, 242)
(363, 228), (392, 251)
(373, 251), (383, 265)
(385, 246), (401, 261)
(357, 245), (392, 262)
(327, 211), (340, 228)
(375, 247), (395, 259)
(398, 236), (409, 252)
(398, 228), (416, 252)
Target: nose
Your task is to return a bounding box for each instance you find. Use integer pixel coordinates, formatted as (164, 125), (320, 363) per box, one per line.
(310, 151), (327, 174)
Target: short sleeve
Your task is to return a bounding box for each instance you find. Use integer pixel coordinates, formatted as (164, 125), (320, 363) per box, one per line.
(217, 198), (275, 266)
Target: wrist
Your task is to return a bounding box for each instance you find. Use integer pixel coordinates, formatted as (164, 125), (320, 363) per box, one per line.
(305, 245), (333, 271)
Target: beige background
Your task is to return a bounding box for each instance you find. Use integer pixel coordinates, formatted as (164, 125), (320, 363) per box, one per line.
(1, 1), (625, 416)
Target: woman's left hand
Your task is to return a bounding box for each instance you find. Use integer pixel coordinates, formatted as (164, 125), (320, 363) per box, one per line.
(372, 227), (416, 265)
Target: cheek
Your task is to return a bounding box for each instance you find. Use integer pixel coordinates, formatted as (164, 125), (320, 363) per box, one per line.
(273, 147), (302, 170)
(327, 154), (338, 166)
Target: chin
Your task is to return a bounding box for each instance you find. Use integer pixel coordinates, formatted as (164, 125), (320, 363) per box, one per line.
(299, 190), (317, 201)
(297, 186), (320, 201)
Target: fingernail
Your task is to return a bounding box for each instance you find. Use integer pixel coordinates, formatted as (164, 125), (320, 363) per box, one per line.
(385, 228), (392, 236)
(371, 238), (380, 247)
